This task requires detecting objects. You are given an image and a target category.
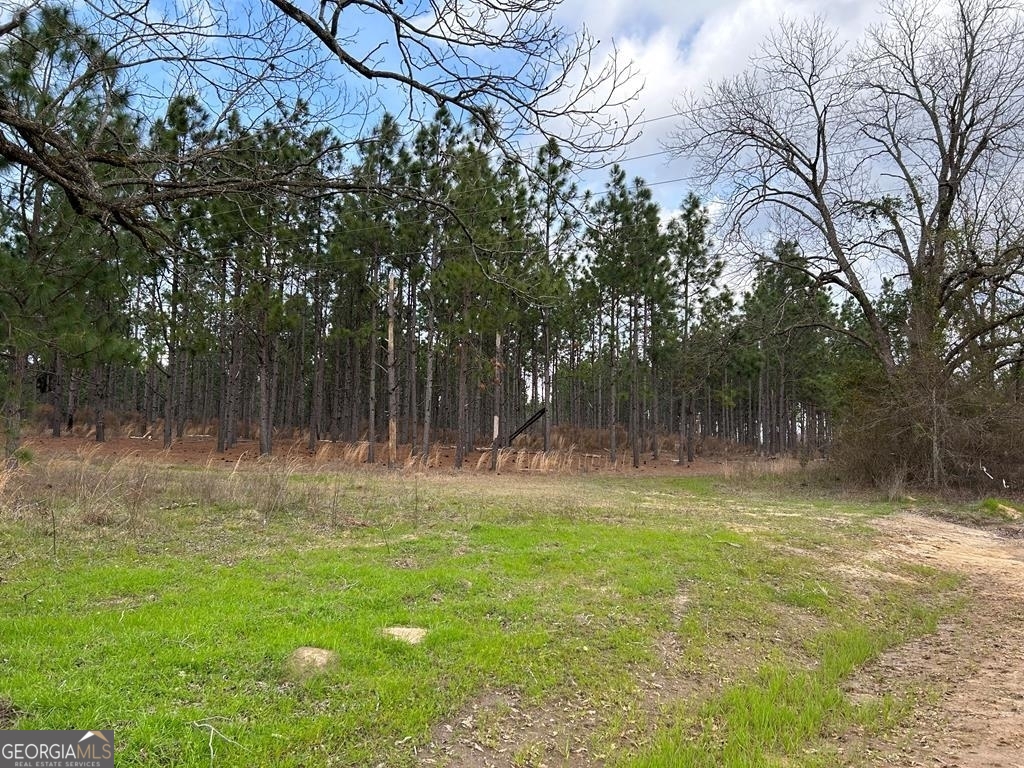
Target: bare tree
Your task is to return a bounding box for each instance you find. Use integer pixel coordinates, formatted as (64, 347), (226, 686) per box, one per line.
(672, 0), (1024, 483)
(0, 0), (639, 241)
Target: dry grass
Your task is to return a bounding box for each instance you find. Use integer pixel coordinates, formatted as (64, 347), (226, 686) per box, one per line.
(717, 456), (806, 479)
(0, 461), (16, 499)
(0, 450), (349, 537)
(30, 413), (733, 467)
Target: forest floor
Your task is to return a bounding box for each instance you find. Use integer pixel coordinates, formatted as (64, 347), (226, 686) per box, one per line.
(20, 433), (761, 476)
(2, 439), (1022, 767)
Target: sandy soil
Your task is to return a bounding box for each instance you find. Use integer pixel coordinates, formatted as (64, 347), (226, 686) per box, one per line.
(845, 514), (1024, 768)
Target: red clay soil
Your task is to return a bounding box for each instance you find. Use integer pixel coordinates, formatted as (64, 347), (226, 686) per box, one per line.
(20, 433), (753, 476)
(16, 430), (753, 479)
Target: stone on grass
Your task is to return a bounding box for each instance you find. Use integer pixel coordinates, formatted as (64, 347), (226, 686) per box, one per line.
(383, 626), (428, 644)
(284, 646), (339, 680)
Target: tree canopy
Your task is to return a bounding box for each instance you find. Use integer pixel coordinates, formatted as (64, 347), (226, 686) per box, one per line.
(671, 0), (1024, 484)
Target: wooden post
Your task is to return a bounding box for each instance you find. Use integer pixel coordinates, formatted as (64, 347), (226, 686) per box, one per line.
(490, 331), (502, 471)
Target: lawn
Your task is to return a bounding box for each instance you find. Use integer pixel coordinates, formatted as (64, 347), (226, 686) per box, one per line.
(0, 455), (960, 766)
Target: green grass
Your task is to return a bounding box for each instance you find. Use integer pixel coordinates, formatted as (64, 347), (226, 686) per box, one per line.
(0, 458), (963, 766)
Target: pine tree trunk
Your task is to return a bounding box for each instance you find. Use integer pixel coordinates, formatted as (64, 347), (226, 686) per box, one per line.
(491, 332), (502, 471)
(650, 362), (659, 460)
(308, 291), (325, 452)
(51, 352), (64, 438)
(387, 276), (398, 469)
(93, 364), (107, 443)
(746, 380), (753, 448)
(226, 310), (242, 449)
(686, 391), (696, 464)
(757, 363), (766, 454)
(175, 350), (189, 439)
(421, 300), (437, 461)
(455, 336), (469, 470)
(367, 279), (378, 465)
(144, 364), (155, 432)
(677, 393), (686, 464)
(704, 383), (711, 440)
(777, 356), (786, 454)
(2, 350), (26, 461)
(348, 337), (362, 443)
(201, 359), (212, 428)
(67, 376), (79, 434)
(609, 302), (618, 463)
(330, 335), (342, 442)
(163, 349), (175, 449)
(258, 327), (276, 457)
(405, 277), (417, 450)
(630, 305), (640, 469)
(216, 346), (229, 453)
(543, 316), (551, 451)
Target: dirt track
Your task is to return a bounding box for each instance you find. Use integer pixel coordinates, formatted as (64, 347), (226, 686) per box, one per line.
(852, 514), (1024, 768)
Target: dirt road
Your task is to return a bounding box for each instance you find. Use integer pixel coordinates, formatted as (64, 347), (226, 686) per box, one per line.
(853, 514), (1024, 768)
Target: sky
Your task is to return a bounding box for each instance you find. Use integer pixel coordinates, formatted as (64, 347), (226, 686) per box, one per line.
(0, 0), (884, 223)
(554, 0), (885, 213)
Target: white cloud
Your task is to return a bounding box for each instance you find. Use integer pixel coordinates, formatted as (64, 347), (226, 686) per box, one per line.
(562, 0), (883, 207)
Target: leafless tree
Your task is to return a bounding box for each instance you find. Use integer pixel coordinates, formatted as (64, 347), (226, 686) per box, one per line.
(671, 0), (1024, 483)
(0, 0), (639, 240)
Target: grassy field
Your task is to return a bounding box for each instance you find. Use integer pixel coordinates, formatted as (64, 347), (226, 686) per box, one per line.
(0, 453), (963, 767)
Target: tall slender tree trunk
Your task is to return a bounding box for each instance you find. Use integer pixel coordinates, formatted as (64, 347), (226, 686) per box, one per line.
(609, 301), (618, 463)
(226, 310), (242, 449)
(348, 337), (362, 443)
(93, 364), (108, 443)
(405, 278), (417, 451)
(751, 390), (757, 448)
(543, 315), (552, 451)
(650, 362), (660, 460)
(421, 297), (437, 461)
(2, 351), (27, 461)
(67, 376), (79, 434)
(175, 350), (189, 439)
(686, 391), (696, 464)
(216, 348), (229, 453)
(367, 271), (379, 464)
(257, 325), (277, 457)
(777, 356), (786, 454)
(308, 289), (325, 452)
(455, 336), (469, 470)
(677, 393), (686, 464)
(330, 335), (342, 442)
(704, 383), (711, 440)
(51, 352), (64, 438)
(757, 362), (766, 454)
(162, 251), (179, 449)
(491, 331), (502, 471)
(387, 275), (398, 469)
(630, 304), (640, 469)
(455, 288), (471, 469)
(163, 350), (176, 449)
(201, 359), (212, 428)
